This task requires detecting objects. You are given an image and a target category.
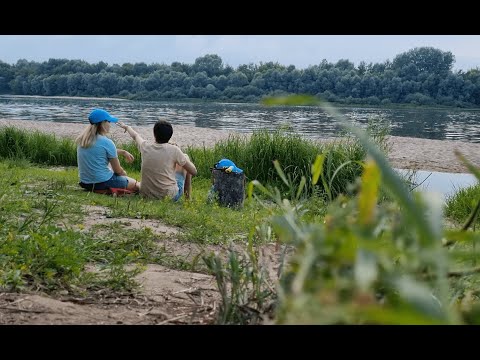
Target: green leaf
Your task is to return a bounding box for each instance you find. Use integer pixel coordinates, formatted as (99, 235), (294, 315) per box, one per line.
(296, 176), (306, 201)
(361, 306), (446, 325)
(328, 160), (356, 194)
(321, 101), (437, 246)
(249, 180), (273, 198)
(273, 160), (290, 187)
(358, 159), (380, 226)
(247, 180), (255, 199)
(261, 94), (322, 106)
(311, 154), (325, 186)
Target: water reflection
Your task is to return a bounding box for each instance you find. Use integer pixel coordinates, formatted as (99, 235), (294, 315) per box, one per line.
(1, 96), (480, 142)
(396, 169), (478, 199)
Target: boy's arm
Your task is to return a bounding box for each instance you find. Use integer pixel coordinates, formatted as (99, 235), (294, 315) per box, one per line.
(183, 159), (197, 176)
(177, 151), (197, 176)
(117, 122), (145, 146)
(184, 173), (192, 199)
(178, 153), (195, 199)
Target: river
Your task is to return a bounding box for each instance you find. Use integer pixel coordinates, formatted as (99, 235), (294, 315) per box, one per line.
(1, 95), (480, 143)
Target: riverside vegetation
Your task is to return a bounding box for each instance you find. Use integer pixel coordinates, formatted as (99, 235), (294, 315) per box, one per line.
(2, 47), (480, 108)
(0, 98), (479, 324)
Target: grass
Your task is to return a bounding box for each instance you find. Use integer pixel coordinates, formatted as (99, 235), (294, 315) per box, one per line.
(0, 126), (371, 199)
(0, 160), (280, 295)
(201, 95), (480, 325)
(445, 183), (480, 227)
(0, 127), (77, 166)
(0, 143), (359, 298)
(187, 130), (367, 199)
(5, 154), (479, 323)
(4, 112), (480, 324)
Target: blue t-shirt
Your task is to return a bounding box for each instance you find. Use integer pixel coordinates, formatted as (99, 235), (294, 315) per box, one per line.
(77, 135), (117, 184)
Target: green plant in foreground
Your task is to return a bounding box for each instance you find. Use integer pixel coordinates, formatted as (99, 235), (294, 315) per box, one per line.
(445, 184), (480, 228)
(0, 226), (88, 291)
(203, 237), (276, 325)
(227, 94), (480, 324)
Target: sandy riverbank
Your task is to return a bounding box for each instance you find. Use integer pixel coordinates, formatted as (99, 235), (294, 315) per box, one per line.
(1, 119), (479, 173)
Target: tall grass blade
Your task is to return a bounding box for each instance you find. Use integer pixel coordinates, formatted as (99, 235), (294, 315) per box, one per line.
(322, 102), (437, 245)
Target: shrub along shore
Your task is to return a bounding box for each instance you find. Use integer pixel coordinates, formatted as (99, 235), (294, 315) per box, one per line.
(1, 118), (480, 173)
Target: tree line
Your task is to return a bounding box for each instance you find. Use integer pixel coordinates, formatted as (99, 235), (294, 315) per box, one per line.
(0, 47), (479, 107)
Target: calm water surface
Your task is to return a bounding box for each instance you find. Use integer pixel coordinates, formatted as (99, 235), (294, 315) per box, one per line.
(1, 96), (480, 143)
(397, 169), (478, 199)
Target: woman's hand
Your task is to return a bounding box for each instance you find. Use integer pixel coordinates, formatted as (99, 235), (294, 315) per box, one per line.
(115, 168), (127, 176)
(122, 151), (134, 164)
(117, 149), (134, 163)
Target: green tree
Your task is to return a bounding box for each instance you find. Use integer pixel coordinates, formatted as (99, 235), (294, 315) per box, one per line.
(0, 61), (13, 93)
(237, 63), (258, 82)
(193, 54), (224, 77)
(392, 47), (455, 74)
(227, 72), (249, 87)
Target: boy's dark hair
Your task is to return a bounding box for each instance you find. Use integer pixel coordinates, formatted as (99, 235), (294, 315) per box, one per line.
(153, 120), (173, 143)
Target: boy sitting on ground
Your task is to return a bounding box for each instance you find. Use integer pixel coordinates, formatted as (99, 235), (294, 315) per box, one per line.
(117, 120), (197, 201)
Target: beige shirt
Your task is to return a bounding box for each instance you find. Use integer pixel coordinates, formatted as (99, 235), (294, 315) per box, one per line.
(137, 140), (187, 199)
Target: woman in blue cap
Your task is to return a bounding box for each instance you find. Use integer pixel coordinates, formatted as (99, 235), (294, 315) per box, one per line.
(76, 108), (140, 192)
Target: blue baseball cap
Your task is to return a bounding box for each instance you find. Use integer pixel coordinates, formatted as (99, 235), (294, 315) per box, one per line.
(88, 109), (118, 124)
(215, 159), (243, 174)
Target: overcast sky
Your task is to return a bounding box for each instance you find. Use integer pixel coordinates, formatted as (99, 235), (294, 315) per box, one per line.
(1, 35), (479, 71)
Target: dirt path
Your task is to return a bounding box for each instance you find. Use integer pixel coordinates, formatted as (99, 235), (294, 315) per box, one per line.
(0, 265), (219, 325)
(0, 204), (283, 325)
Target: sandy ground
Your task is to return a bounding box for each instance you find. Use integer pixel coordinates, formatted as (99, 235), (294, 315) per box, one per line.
(1, 118), (479, 173)
(0, 202), (282, 325)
